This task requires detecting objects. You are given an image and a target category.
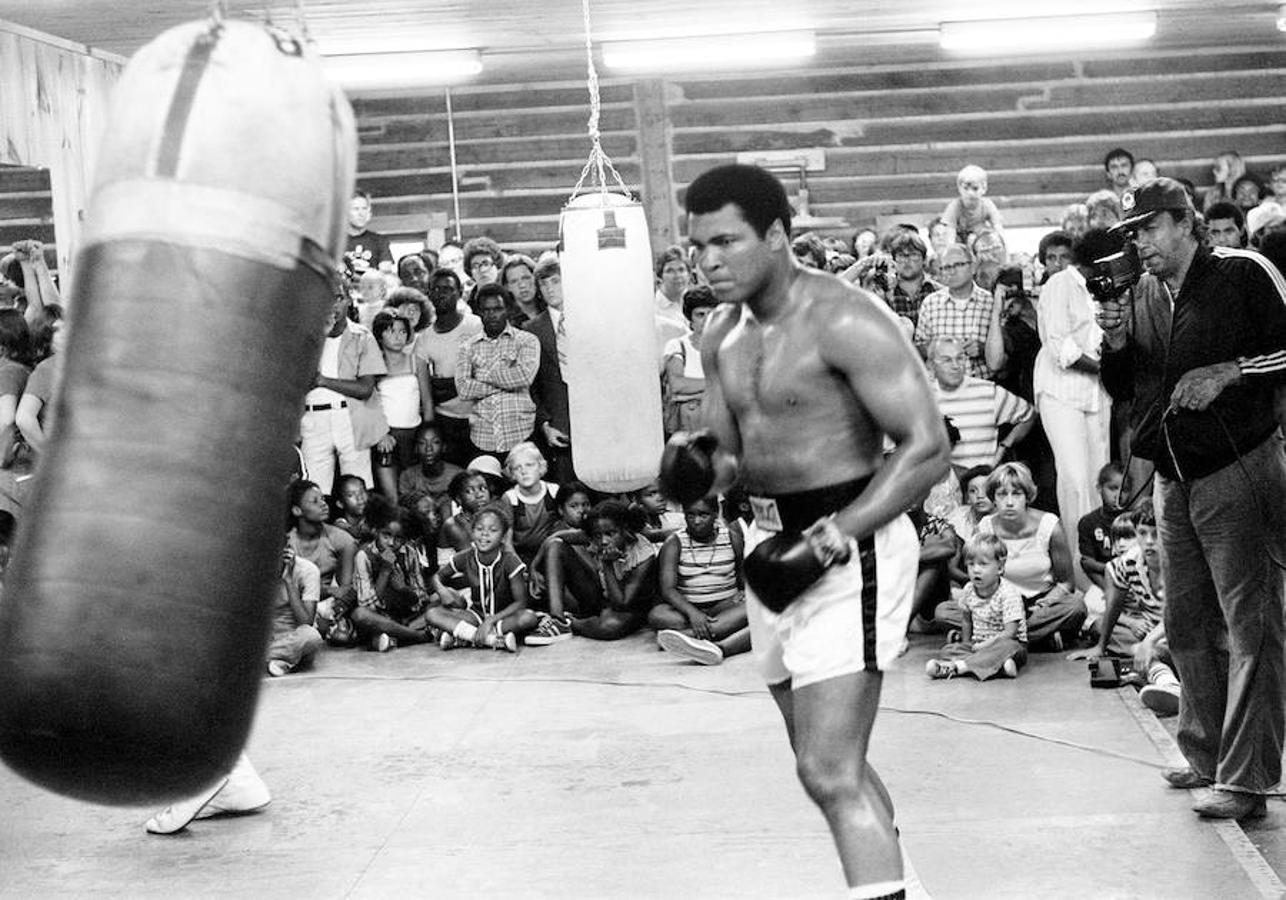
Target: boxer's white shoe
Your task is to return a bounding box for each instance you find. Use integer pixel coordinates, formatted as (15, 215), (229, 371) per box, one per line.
(194, 754), (271, 819)
(144, 754), (270, 834)
(145, 776), (229, 835)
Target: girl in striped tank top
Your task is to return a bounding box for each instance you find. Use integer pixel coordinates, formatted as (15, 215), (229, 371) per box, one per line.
(649, 497), (752, 666)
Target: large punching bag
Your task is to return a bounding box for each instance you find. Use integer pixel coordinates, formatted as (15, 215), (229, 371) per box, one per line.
(0, 18), (355, 805)
(560, 193), (663, 493)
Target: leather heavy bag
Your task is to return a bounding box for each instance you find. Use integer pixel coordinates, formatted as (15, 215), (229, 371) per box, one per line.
(560, 194), (663, 493)
(0, 19), (355, 805)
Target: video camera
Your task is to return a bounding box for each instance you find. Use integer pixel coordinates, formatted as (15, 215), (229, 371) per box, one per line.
(1086, 242), (1142, 303)
(1088, 656), (1137, 688)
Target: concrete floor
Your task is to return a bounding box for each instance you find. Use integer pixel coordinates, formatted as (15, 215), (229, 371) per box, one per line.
(1, 633), (1283, 899)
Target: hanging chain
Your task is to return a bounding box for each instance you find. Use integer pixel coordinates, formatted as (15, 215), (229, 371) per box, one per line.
(569, 0), (634, 203)
(293, 0), (312, 46)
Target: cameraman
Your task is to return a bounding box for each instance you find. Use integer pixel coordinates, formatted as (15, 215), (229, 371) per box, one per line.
(1097, 178), (1286, 821)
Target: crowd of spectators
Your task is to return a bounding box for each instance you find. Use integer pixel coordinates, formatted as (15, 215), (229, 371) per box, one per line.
(0, 148), (1283, 700)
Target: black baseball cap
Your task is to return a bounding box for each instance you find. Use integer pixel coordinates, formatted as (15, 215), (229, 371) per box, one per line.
(1114, 177), (1194, 232)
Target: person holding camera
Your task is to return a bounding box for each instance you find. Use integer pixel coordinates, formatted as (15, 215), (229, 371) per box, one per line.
(1034, 228), (1119, 557)
(1097, 177), (1286, 821)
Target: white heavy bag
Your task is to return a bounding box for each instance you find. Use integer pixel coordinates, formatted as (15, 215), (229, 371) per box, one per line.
(559, 194), (663, 493)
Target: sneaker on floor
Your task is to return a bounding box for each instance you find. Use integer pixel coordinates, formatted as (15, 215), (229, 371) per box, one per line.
(145, 775), (230, 835)
(439, 631), (457, 651)
(498, 631), (518, 653)
(657, 630), (723, 666)
(1001, 658), (1018, 678)
(266, 659), (292, 678)
(526, 613), (573, 646)
(1140, 683), (1180, 717)
(195, 754), (272, 820)
(925, 659), (957, 679)
(373, 633), (395, 653)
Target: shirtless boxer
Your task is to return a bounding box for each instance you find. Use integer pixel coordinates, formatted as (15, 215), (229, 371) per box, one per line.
(664, 165), (949, 899)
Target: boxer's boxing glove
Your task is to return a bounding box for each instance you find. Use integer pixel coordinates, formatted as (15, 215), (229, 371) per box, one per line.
(744, 526), (851, 614)
(659, 429), (720, 505)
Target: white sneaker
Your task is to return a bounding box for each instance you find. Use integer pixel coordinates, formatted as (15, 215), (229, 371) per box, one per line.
(657, 630), (723, 666)
(266, 659), (291, 677)
(194, 754), (271, 819)
(1001, 658), (1018, 678)
(1140, 683), (1181, 717)
(145, 775), (230, 835)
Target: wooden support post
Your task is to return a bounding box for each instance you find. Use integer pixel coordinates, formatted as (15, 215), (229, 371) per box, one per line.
(633, 78), (676, 256)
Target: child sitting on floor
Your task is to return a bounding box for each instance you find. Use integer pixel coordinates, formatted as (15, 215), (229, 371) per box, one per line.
(1069, 504), (1179, 713)
(543, 500), (659, 641)
(650, 497), (751, 666)
(501, 441), (561, 566)
(926, 533), (1027, 680)
(632, 478), (685, 542)
(267, 545), (324, 677)
(428, 504), (538, 652)
(351, 498), (435, 651)
(440, 469), (495, 553)
(331, 474), (374, 544)
(1077, 462), (1125, 633)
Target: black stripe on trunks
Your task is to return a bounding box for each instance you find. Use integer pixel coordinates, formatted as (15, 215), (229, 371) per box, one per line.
(857, 533), (878, 671)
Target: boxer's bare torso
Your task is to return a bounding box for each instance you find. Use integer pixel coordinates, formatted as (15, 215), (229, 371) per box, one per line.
(690, 200), (947, 543)
(703, 271), (885, 495)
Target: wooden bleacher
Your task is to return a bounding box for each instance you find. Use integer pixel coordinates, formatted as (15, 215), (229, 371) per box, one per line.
(352, 43), (1286, 251)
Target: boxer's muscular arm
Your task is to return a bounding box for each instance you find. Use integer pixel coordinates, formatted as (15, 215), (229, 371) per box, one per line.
(698, 305), (742, 496)
(822, 289), (951, 542)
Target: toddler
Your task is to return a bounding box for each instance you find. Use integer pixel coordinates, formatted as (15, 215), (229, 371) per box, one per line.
(942, 164), (1004, 244)
(926, 533), (1027, 680)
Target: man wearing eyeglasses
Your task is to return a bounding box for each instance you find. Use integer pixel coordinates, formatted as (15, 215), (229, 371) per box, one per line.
(886, 230), (942, 326)
(914, 243), (1006, 380)
(462, 235), (504, 313)
(929, 336), (1034, 472)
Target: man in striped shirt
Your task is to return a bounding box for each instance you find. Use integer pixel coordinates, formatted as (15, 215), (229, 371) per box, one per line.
(929, 336), (1035, 472)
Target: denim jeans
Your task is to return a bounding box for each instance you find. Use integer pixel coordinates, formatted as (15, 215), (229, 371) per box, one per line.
(1156, 433), (1286, 793)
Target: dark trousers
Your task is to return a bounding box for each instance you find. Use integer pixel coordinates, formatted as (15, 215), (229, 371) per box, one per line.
(1156, 434), (1286, 792)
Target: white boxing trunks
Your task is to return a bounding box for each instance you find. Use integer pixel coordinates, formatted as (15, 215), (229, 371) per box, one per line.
(743, 485), (918, 689)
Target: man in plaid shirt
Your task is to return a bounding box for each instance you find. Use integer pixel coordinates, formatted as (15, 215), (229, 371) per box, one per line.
(914, 243), (1005, 380)
(455, 283), (540, 456)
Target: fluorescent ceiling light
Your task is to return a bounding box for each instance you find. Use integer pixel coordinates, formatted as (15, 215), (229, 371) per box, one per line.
(940, 11), (1157, 53)
(322, 49), (482, 90)
(602, 31), (816, 72)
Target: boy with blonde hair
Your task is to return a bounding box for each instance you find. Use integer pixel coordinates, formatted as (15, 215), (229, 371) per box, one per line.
(926, 532), (1027, 680)
(943, 164), (1004, 245)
